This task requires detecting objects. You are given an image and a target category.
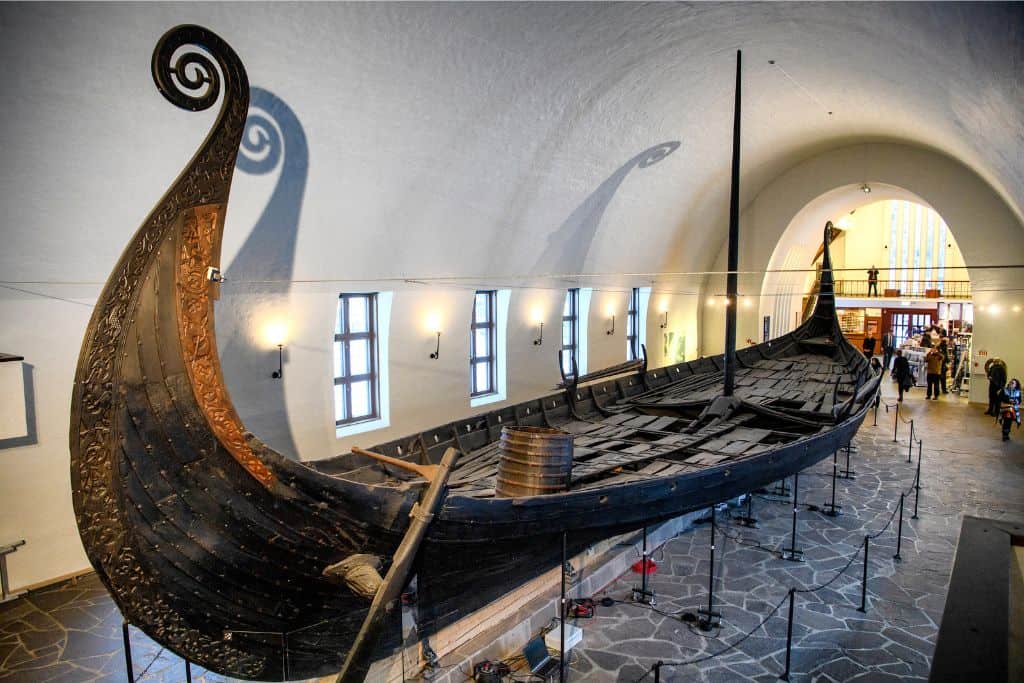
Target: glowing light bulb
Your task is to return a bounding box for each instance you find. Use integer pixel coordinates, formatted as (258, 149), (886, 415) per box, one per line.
(263, 321), (288, 347)
(530, 306), (544, 324)
(706, 297), (715, 306)
(988, 304), (1000, 315)
(426, 312), (442, 333)
(743, 297), (753, 308)
(1013, 305), (1021, 313)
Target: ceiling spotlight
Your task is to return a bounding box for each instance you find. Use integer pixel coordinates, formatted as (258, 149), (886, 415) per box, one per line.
(859, 184), (872, 194)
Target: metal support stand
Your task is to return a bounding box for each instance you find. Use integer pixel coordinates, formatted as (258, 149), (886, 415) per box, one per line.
(872, 401), (879, 427)
(653, 660), (663, 683)
(893, 402), (899, 443)
(839, 443), (856, 480)
(772, 478), (792, 497)
(632, 525), (656, 605)
(0, 540), (26, 604)
(185, 659), (192, 683)
(822, 450), (842, 517)
(857, 536), (869, 613)
(779, 588), (795, 681)
(893, 494), (905, 561)
(698, 507), (721, 630)
(780, 474), (804, 562)
(735, 492), (759, 528)
(559, 531), (566, 683)
(122, 622), (134, 682)
(912, 444), (922, 520)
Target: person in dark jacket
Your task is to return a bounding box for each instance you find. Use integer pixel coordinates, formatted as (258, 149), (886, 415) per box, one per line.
(893, 349), (912, 402)
(986, 358), (1008, 416)
(881, 332), (895, 370)
(862, 334), (877, 359)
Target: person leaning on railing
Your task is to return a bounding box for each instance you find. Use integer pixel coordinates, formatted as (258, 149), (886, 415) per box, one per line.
(867, 265), (879, 296)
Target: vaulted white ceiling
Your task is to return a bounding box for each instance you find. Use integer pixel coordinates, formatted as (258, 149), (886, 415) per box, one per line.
(1, 2), (1021, 289)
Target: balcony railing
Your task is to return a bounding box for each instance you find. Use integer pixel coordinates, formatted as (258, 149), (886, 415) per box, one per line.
(834, 280), (972, 299)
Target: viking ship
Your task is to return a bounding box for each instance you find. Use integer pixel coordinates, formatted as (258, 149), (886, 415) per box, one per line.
(70, 25), (881, 681)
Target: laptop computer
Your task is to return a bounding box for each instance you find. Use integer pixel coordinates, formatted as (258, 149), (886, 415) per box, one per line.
(523, 636), (560, 680)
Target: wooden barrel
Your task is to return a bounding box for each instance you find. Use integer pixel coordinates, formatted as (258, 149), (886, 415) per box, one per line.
(495, 426), (573, 498)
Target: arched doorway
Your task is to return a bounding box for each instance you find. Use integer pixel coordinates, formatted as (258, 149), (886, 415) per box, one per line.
(761, 188), (973, 397)
(700, 142), (1024, 404)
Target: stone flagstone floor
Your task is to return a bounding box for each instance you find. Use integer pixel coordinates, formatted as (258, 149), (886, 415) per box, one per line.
(565, 384), (1024, 682)
(1, 382), (1022, 682)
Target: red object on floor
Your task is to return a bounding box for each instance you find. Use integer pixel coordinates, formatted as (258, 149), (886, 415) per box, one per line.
(631, 559), (657, 574)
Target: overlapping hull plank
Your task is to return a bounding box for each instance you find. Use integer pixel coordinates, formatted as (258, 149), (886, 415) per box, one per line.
(70, 25), (880, 681)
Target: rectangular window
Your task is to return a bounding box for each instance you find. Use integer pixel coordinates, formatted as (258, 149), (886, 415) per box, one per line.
(470, 290), (497, 397)
(627, 287), (641, 361)
(561, 288), (580, 377)
(334, 293), (379, 426)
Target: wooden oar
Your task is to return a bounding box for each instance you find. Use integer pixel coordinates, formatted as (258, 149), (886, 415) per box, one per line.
(335, 447), (459, 682)
(351, 446), (439, 482)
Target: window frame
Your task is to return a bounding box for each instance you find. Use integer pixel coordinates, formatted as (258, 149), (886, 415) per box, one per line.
(627, 287), (641, 361)
(334, 293), (380, 427)
(561, 288), (580, 377)
(470, 290), (498, 397)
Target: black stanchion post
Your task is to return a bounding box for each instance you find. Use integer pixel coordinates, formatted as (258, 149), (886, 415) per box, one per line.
(122, 622), (134, 682)
(781, 474), (804, 562)
(640, 525), (648, 600)
(633, 526), (655, 604)
(873, 400), (879, 427)
(698, 506), (721, 630)
(858, 536), (869, 613)
(560, 531), (566, 683)
(893, 494), (904, 561)
(912, 444), (922, 520)
(780, 588), (795, 681)
(653, 660), (663, 683)
(907, 421), (914, 463)
(893, 402), (899, 443)
(823, 449), (841, 517)
(736, 492), (759, 528)
(185, 659), (192, 683)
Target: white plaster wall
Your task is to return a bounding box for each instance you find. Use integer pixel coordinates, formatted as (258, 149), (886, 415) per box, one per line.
(701, 143), (1024, 403)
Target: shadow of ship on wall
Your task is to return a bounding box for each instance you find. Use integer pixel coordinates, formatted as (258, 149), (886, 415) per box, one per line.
(217, 87), (308, 460)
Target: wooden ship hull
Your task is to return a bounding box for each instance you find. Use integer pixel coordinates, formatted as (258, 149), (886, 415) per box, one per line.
(69, 26), (881, 681)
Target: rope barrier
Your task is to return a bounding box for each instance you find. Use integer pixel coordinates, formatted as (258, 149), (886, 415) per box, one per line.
(632, 435), (924, 682)
(630, 592), (791, 681)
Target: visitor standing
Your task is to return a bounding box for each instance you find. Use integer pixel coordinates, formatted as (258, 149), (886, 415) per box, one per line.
(867, 265), (879, 296)
(938, 338), (950, 394)
(882, 331), (895, 370)
(925, 347), (943, 400)
(986, 357), (1008, 416)
(998, 378), (1021, 441)
(893, 349), (912, 402)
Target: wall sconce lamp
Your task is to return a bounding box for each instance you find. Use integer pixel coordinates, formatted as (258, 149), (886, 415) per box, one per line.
(606, 315), (616, 335)
(263, 322), (288, 379)
(533, 322), (544, 346)
(271, 344), (284, 379)
(660, 310), (668, 329)
(430, 331), (441, 359)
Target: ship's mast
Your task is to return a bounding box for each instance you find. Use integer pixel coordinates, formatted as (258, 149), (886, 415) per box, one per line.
(722, 50), (742, 396)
